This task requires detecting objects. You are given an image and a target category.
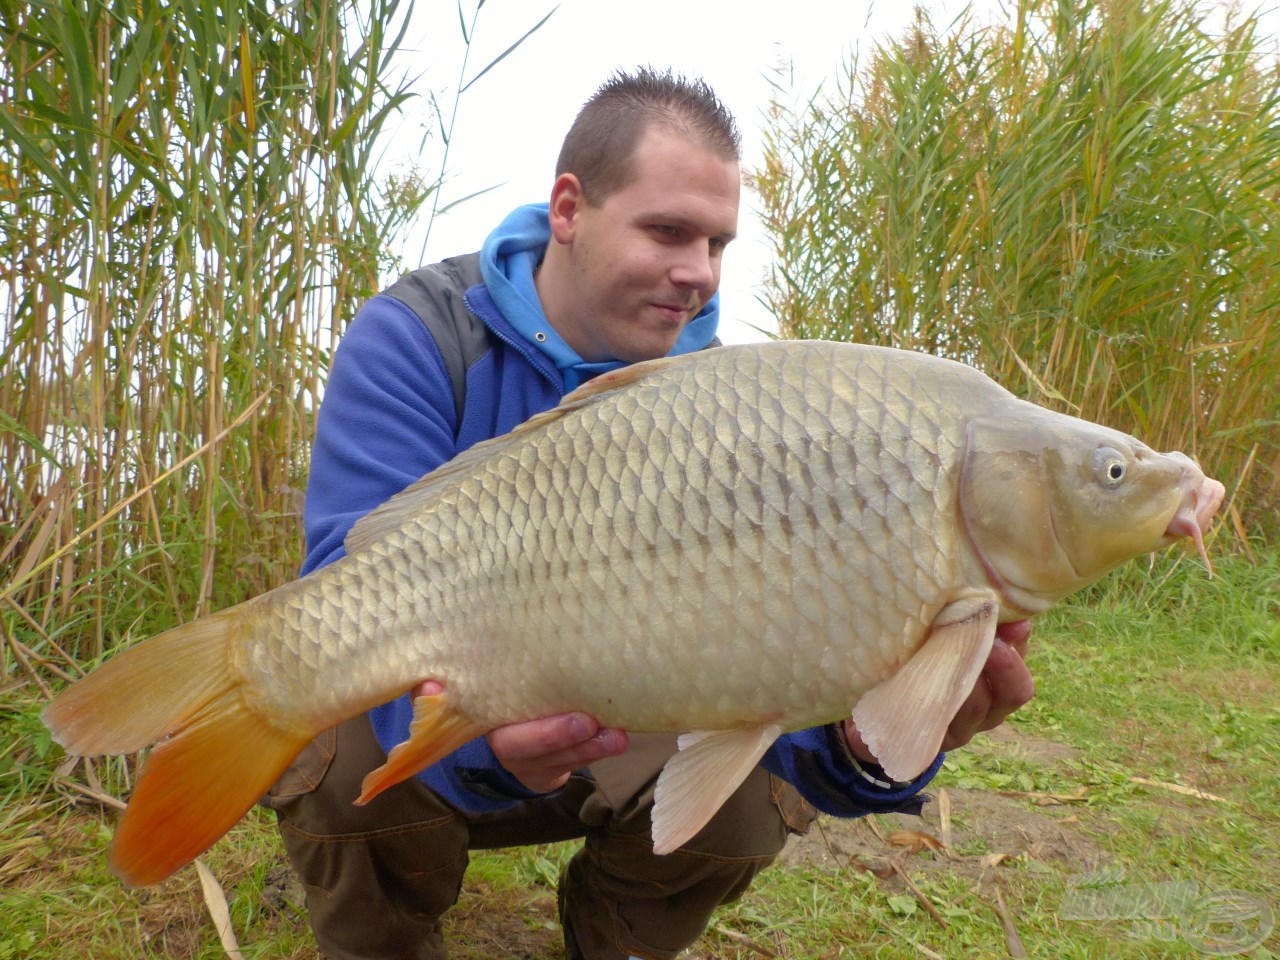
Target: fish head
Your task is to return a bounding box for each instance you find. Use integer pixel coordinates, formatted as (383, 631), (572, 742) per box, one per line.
(959, 405), (1225, 615)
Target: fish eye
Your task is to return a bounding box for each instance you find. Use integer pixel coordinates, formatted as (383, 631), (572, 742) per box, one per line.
(1093, 447), (1128, 487)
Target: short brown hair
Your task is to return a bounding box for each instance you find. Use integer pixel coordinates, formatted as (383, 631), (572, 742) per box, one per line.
(555, 67), (741, 204)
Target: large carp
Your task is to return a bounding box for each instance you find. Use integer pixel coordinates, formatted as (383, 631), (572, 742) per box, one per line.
(43, 340), (1224, 886)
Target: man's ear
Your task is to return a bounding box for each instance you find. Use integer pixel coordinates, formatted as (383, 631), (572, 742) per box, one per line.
(547, 173), (586, 243)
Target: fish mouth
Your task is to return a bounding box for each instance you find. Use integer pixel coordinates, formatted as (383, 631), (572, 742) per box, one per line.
(1162, 454), (1226, 575)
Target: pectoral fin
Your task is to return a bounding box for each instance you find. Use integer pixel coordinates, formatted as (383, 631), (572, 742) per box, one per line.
(650, 722), (783, 855)
(850, 594), (999, 783)
(357, 694), (486, 805)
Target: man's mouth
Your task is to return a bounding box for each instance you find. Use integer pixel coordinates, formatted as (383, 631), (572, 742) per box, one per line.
(651, 301), (696, 324)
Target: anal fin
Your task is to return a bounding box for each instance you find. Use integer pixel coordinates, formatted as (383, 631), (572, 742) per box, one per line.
(357, 694), (486, 804)
(850, 594), (999, 783)
(651, 722), (783, 855)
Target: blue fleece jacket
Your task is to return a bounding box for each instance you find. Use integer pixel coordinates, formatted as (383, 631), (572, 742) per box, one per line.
(300, 204), (941, 819)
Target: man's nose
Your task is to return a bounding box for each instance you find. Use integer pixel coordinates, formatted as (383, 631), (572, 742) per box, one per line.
(669, 242), (717, 291)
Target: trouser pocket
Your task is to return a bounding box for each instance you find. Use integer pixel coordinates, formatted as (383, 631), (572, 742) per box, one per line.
(261, 727), (336, 808)
(770, 772), (820, 836)
(268, 714), (469, 960)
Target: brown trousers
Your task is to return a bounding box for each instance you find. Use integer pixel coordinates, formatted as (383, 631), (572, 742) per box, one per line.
(265, 715), (817, 960)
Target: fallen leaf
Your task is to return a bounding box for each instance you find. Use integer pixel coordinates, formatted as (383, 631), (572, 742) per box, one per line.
(887, 829), (947, 854)
(851, 856), (896, 879)
(195, 859), (245, 960)
(1129, 776), (1233, 804)
(980, 852), (1018, 869)
(938, 788), (953, 851)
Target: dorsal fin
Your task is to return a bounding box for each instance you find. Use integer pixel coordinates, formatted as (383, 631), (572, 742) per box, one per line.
(343, 352), (697, 556)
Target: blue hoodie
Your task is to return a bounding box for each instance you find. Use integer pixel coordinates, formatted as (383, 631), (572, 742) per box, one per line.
(300, 204), (940, 818)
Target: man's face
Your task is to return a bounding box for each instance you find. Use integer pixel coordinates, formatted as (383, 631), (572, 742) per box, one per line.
(545, 126), (741, 363)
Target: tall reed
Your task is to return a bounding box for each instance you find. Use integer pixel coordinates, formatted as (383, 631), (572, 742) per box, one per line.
(0, 0), (428, 679)
(755, 0), (1280, 545)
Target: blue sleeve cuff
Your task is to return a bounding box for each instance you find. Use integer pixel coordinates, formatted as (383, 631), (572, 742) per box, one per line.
(761, 724), (942, 817)
(421, 735), (545, 813)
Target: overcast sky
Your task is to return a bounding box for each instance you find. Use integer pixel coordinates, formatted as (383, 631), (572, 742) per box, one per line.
(380, 0), (1274, 344)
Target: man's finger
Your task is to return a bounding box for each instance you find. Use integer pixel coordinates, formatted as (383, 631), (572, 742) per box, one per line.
(488, 714), (628, 794)
(994, 619), (1031, 658)
(519, 729), (630, 775)
(489, 713), (601, 762)
(982, 638), (1036, 713)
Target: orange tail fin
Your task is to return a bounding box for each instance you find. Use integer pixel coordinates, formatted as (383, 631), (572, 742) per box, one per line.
(42, 608), (311, 887)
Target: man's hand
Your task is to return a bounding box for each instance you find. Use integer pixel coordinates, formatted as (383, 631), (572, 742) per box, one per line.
(409, 680), (628, 794)
(487, 713), (629, 793)
(940, 619), (1034, 751)
(842, 619), (1035, 765)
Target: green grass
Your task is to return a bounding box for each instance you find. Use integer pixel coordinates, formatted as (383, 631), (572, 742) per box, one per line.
(2, 551), (1276, 958)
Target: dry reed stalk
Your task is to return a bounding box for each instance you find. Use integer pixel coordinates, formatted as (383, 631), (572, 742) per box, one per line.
(1, 0), (428, 685)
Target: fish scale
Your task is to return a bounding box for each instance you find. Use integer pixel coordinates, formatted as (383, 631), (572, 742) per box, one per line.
(42, 339), (1224, 884)
(304, 342), (972, 732)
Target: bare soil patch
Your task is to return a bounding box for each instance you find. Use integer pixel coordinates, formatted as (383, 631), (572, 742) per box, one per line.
(781, 726), (1105, 882)
(781, 784), (1104, 879)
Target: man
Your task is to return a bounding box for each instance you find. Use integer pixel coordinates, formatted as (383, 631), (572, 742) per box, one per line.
(267, 68), (1034, 960)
